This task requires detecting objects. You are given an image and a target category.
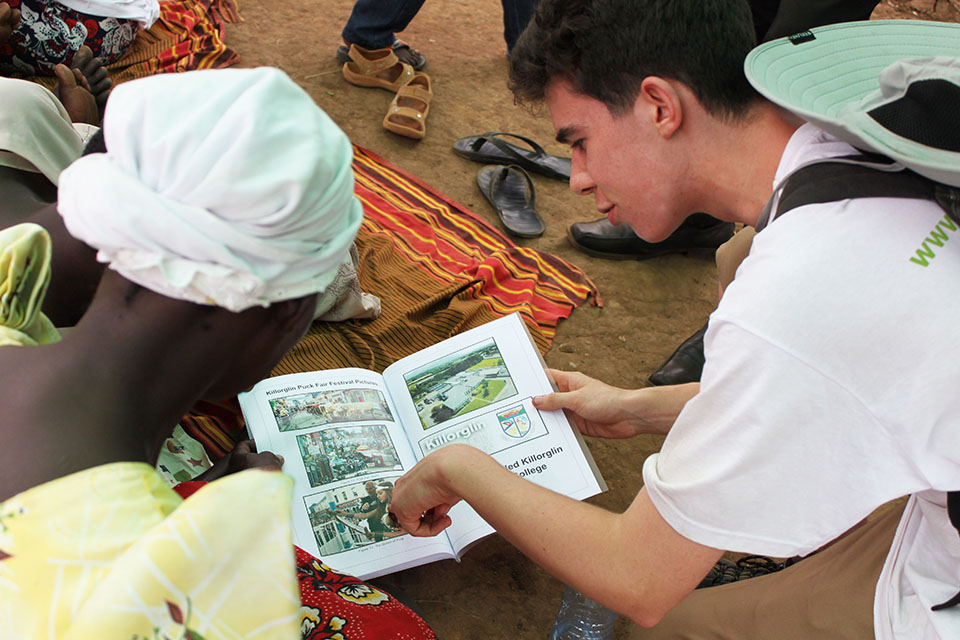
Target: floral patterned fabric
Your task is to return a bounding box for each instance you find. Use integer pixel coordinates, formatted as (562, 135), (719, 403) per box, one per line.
(0, 0), (139, 76)
(295, 548), (437, 640)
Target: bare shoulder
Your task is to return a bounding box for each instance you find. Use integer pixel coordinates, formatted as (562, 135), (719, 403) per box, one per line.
(0, 346), (145, 500)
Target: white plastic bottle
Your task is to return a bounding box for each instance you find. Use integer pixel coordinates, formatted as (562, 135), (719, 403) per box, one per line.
(549, 585), (619, 640)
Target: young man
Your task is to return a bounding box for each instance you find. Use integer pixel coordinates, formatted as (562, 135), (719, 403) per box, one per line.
(390, 2), (960, 638)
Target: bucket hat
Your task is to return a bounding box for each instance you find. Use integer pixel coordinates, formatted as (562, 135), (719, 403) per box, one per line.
(745, 20), (960, 187)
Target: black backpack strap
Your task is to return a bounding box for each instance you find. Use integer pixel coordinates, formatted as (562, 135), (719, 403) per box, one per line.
(931, 493), (960, 611)
(761, 153), (960, 611)
(766, 154), (960, 227)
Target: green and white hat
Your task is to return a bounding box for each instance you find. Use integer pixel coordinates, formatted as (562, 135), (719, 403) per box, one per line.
(745, 20), (960, 187)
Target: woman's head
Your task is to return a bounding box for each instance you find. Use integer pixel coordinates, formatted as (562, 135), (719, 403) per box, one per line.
(58, 67), (364, 313)
(376, 481), (394, 504)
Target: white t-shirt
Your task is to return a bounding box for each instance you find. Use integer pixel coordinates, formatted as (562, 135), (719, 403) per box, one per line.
(642, 124), (960, 639)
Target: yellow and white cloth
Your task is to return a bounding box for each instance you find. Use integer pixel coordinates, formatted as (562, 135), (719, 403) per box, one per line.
(0, 464), (302, 639)
(0, 78), (97, 187)
(0, 224), (60, 347)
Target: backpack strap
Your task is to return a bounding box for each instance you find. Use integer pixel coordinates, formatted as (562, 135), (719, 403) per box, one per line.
(762, 154), (960, 227)
(761, 154), (960, 612)
(931, 493), (960, 611)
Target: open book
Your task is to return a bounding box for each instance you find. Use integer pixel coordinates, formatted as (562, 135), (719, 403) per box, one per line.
(239, 313), (606, 579)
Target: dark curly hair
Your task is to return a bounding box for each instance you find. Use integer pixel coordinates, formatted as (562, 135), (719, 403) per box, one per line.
(509, 0), (759, 120)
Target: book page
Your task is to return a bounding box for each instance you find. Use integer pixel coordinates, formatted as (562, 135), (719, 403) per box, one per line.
(382, 313), (606, 554)
(238, 368), (455, 579)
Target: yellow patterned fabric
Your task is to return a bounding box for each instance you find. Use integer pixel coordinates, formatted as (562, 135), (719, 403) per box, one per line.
(0, 463), (301, 639)
(0, 223), (59, 347)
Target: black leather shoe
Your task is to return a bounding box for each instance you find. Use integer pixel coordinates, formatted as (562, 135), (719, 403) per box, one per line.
(649, 325), (706, 386)
(567, 213), (734, 260)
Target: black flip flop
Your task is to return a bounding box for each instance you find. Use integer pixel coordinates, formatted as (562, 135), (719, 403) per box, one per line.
(454, 131), (571, 182)
(477, 165), (545, 238)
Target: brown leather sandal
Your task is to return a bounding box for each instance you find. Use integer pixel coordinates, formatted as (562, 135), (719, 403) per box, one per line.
(382, 72), (433, 140)
(342, 44), (415, 91)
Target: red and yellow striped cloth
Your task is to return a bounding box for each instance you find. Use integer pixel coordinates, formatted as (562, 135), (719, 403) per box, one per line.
(354, 146), (600, 336)
(105, 0), (241, 84)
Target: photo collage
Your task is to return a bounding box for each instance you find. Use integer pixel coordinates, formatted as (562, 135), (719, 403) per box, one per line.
(268, 388), (407, 556)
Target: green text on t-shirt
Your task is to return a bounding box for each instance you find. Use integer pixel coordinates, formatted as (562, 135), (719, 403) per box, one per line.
(910, 214), (957, 267)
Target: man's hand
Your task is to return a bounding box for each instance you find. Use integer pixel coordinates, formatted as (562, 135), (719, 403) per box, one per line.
(53, 63), (99, 125)
(391, 446), (475, 537)
(0, 2), (21, 47)
(533, 369), (647, 439)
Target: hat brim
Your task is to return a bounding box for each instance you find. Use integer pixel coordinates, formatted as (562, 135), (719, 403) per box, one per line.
(745, 20), (960, 187)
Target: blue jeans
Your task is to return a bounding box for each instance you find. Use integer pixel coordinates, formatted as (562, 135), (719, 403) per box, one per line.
(502, 0), (538, 53)
(341, 0), (426, 50)
(760, 0), (880, 41)
(341, 0), (538, 52)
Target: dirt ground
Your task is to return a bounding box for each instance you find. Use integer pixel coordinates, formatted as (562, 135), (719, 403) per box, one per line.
(226, 2), (958, 637)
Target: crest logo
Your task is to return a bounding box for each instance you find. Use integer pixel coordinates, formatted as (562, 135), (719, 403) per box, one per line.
(498, 405), (531, 438)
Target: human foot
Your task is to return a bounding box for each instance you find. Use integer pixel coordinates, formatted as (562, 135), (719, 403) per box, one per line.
(0, 2), (22, 47)
(391, 40), (426, 70)
(53, 63), (99, 125)
(69, 45), (111, 112)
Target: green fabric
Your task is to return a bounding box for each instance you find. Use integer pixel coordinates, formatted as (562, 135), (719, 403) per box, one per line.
(0, 223), (60, 347)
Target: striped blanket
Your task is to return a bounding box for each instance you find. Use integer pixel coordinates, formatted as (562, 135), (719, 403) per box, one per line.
(185, 146), (600, 454)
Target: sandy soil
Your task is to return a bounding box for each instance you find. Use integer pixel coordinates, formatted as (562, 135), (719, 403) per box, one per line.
(226, 2), (959, 637)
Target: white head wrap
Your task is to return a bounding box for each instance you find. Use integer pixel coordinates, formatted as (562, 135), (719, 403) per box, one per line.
(57, 68), (363, 312)
(0, 77), (87, 186)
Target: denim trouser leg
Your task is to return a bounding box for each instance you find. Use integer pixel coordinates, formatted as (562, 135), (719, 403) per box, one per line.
(341, 0), (427, 50)
(761, 0), (879, 41)
(501, 0), (538, 54)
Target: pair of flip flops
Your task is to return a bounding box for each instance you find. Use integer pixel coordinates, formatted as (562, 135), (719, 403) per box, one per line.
(456, 132), (571, 238)
(342, 44), (432, 140)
